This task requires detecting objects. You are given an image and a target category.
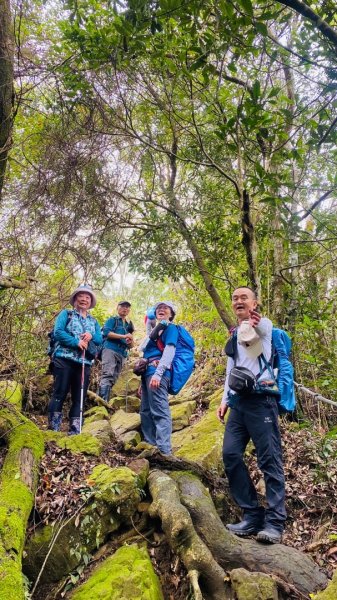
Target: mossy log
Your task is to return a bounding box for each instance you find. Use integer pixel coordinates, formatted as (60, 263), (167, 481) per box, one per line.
(174, 472), (328, 598)
(148, 470), (228, 600)
(0, 388), (44, 600)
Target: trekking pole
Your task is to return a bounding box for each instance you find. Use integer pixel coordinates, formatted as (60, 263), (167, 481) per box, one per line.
(79, 349), (85, 434)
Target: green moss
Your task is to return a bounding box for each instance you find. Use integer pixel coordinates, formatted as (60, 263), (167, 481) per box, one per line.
(24, 465), (147, 585)
(311, 570), (337, 599)
(0, 408), (44, 600)
(70, 544), (164, 600)
(0, 380), (23, 409)
(84, 406), (109, 423)
(172, 404), (224, 472)
(43, 431), (103, 456)
(325, 426), (337, 440)
(171, 400), (196, 431)
(230, 568), (278, 600)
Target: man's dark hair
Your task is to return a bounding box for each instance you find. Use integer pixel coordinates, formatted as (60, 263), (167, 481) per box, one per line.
(232, 286), (258, 300)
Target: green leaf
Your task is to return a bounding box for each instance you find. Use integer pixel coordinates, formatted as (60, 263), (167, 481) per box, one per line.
(238, 0), (254, 16)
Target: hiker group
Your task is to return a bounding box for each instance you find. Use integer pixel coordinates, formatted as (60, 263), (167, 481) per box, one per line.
(48, 283), (295, 544)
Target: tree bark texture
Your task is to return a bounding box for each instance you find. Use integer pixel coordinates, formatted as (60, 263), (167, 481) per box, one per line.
(148, 470), (229, 600)
(0, 0), (14, 199)
(241, 189), (261, 297)
(174, 472), (328, 597)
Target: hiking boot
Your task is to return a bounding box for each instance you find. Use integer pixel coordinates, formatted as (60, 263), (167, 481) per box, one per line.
(48, 412), (62, 432)
(98, 386), (111, 403)
(226, 519), (261, 536)
(68, 417), (81, 436)
(256, 526), (282, 544)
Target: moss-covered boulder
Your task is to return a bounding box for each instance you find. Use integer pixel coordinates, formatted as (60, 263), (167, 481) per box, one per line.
(82, 419), (113, 446)
(23, 464), (146, 585)
(230, 568), (278, 600)
(0, 380), (23, 409)
(171, 400), (196, 431)
(112, 369), (140, 397)
(172, 396), (225, 472)
(312, 570), (337, 599)
(84, 406), (109, 423)
(70, 544), (164, 600)
(110, 409), (141, 437)
(43, 431), (103, 456)
(120, 430), (142, 450)
(111, 394), (141, 412)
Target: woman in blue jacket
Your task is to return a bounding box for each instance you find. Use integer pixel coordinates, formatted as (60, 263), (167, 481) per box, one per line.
(141, 301), (178, 454)
(48, 284), (102, 435)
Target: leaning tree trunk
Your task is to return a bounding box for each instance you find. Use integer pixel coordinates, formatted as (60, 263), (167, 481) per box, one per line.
(0, 0), (14, 200)
(0, 382), (44, 600)
(148, 469), (328, 599)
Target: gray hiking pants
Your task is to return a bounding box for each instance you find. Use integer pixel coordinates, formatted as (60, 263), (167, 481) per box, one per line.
(100, 348), (126, 388)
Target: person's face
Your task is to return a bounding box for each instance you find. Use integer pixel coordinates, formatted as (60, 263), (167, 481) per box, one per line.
(232, 288), (257, 321)
(156, 304), (173, 321)
(74, 292), (92, 311)
(117, 304), (131, 318)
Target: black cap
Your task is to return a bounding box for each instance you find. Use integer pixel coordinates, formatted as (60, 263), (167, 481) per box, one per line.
(118, 300), (131, 307)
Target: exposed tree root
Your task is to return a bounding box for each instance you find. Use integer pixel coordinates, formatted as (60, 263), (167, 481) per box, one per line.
(174, 471), (328, 597)
(148, 469), (229, 600)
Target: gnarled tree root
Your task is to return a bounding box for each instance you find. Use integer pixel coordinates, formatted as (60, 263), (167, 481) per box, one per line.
(174, 471), (328, 598)
(0, 398), (44, 600)
(148, 469), (228, 600)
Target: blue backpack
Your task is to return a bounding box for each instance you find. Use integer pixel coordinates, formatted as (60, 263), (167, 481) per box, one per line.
(169, 325), (195, 395)
(270, 328), (296, 413)
(228, 327), (296, 413)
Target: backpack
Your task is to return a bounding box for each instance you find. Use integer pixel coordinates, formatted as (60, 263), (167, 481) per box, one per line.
(227, 326), (296, 413)
(47, 310), (73, 368)
(162, 325), (195, 395)
(270, 328), (296, 414)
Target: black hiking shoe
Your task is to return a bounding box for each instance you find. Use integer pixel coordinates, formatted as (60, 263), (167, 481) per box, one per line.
(226, 520), (261, 537)
(256, 526), (282, 544)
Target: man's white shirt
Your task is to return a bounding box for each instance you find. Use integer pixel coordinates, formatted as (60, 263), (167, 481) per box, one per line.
(221, 317), (273, 405)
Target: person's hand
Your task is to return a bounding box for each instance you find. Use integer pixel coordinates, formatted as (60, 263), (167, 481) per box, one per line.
(78, 339), (88, 351)
(216, 403), (228, 422)
(81, 332), (92, 342)
(249, 309), (261, 327)
(125, 333), (133, 341)
(150, 376), (161, 389)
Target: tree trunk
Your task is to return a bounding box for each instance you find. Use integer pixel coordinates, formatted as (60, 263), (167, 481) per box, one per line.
(0, 0), (14, 199)
(0, 384), (44, 600)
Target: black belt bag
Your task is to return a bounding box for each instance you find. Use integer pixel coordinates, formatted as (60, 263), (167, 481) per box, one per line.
(228, 366), (257, 394)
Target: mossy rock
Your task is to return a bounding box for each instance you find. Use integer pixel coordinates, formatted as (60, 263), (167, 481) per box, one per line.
(110, 409), (141, 437)
(127, 458), (150, 489)
(43, 431), (103, 456)
(82, 419), (113, 446)
(111, 395), (141, 412)
(0, 380), (23, 409)
(171, 400), (196, 431)
(311, 570), (337, 599)
(70, 543), (164, 600)
(230, 568), (278, 599)
(23, 465), (146, 585)
(112, 370), (140, 397)
(203, 387), (224, 407)
(84, 406), (109, 423)
(172, 400), (225, 472)
(120, 430), (142, 450)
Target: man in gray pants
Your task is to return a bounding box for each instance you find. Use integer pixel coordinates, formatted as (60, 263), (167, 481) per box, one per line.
(98, 301), (134, 402)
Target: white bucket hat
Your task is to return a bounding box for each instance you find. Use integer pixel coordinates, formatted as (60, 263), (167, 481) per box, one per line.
(237, 320), (263, 359)
(69, 284), (97, 308)
(154, 301), (176, 320)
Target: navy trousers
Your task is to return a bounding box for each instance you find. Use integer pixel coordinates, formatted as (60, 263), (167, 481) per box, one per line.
(49, 357), (91, 419)
(223, 394), (286, 531)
